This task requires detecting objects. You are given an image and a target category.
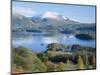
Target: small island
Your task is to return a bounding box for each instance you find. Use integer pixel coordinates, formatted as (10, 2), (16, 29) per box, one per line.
(75, 34), (95, 40)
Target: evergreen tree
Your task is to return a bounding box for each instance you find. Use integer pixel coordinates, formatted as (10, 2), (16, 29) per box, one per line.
(77, 55), (85, 69)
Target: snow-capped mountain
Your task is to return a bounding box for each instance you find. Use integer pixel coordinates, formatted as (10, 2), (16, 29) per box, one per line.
(41, 12), (69, 20)
(12, 12), (95, 35)
(41, 11), (75, 23)
(31, 11), (80, 25)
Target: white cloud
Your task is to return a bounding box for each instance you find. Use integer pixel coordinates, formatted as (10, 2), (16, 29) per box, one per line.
(12, 6), (36, 17)
(42, 11), (60, 19)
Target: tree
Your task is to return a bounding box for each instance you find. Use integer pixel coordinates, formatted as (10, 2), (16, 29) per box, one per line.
(92, 54), (96, 68)
(45, 61), (57, 71)
(32, 57), (47, 72)
(84, 55), (89, 68)
(77, 55), (85, 69)
(12, 47), (47, 73)
(57, 62), (65, 71)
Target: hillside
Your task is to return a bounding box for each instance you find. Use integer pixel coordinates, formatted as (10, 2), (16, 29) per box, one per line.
(12, 13), (96, 35)
(12, 43), (96, 74)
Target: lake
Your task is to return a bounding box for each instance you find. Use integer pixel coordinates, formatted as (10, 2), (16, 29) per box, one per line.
(12, 32), (96, 53)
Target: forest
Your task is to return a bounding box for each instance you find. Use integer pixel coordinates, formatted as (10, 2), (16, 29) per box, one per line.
(12, 43), (96, 74)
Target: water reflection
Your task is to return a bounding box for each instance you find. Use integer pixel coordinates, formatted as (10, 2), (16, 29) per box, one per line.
(12, 32), (95, 52)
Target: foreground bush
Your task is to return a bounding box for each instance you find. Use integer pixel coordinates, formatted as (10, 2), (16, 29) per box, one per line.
(12, 47), (47, 73)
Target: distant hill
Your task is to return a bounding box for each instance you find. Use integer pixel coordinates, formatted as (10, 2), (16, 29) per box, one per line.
(12, 13), (96, 35)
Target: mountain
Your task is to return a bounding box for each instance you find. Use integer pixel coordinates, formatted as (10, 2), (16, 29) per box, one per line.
(12, 12), (95, 35)
(12, 13), (40, 32)
(30, 12), (80, 33)
(31, 12), (80, 25)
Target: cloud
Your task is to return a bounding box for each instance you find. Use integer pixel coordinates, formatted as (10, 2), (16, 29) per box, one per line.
(12, 6), (36, 17)
(42, 11), (60, 19)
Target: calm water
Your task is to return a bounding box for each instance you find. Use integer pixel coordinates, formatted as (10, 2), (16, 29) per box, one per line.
(12, 32), (95, 52)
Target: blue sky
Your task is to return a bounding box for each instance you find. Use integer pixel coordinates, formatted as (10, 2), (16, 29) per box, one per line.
(12, 1), (96, 23)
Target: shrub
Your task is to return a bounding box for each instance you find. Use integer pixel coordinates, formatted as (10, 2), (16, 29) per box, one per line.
(45, 61), (57, 71)
(57, 62), (65, 71)
(32, 57), (47, 72)
(12, 47), (47, 73)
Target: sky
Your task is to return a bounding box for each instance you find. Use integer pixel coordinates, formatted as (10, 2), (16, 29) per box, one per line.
(12, 1), (96, 23)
